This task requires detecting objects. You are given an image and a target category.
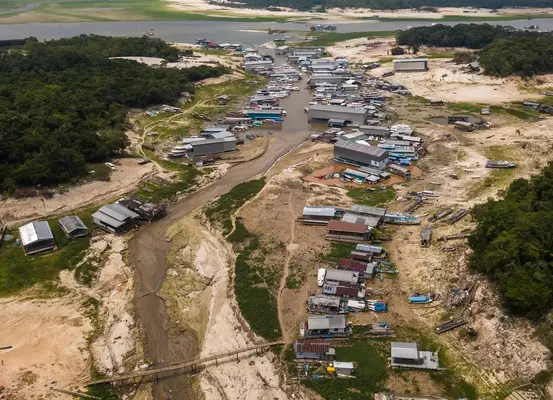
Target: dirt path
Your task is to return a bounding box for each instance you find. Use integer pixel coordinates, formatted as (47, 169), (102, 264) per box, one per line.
(131, 85), (313, 399)
(277, 189), (297, 345)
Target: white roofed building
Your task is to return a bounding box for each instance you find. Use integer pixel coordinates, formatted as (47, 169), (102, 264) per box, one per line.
(19, 221), (55, 255)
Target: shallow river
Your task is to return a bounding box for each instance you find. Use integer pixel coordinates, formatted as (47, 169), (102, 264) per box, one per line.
(1, 17), (553, 45)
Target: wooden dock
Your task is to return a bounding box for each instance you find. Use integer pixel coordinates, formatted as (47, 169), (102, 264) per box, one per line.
(87, 341), (284, 386)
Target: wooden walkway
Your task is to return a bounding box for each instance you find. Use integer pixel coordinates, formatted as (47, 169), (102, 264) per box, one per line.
(87, 341), (284, 386)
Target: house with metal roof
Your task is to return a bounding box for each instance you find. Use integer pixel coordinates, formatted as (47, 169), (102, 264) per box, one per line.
(327, 219), (370, 242)
(356, 243), (385, 255)
(302, 206), (336, 225)
(307, 294), (341, 313)
(323, 281), (365, 298)
(337, 258), (376, 279)
(349, 204), (387, 218)
(92, 203), (140, 233)
(334, 140), (389, 169)
(393, 58), (429, 72)
(189, 137), (237, 157)
(341, 212), (381, 228)
(294, 339), (335, 360)
(58, 216), (88, 239)
(325, 269), (359, 284)
(19, 221), (56, 255)
(304, 315), (348, 337)
(390, 342), (439, 370)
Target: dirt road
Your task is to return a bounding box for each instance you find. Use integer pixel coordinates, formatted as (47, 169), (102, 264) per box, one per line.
(130, 84), (313, 399)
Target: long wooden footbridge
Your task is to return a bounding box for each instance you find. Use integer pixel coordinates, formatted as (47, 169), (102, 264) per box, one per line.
(87, 341), (284, 386)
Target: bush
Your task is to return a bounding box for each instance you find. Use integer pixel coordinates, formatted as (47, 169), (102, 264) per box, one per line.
(453, 51), (477, 64)
(391, 46), (406, 55)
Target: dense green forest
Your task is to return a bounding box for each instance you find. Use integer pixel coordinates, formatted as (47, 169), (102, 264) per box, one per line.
(0, 36), (227, 193)
(468, 162), (553, 318)
(230, 0), (553, 11)
(396, 24), (553, 76)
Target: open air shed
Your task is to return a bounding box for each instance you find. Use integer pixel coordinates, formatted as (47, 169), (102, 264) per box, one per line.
(19, 221), (55, 255)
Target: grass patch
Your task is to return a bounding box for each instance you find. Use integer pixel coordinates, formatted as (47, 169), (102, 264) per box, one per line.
(448, 102), (486, 114)
(302, 30), (396, 47)
(426, 50), (455, 59)
(379, 14), (551, 22)
(227, 219), (254, 243)
(490, 106), (541, 121)
(304, 339), (388, 400)
(378, 57), (394, 64)
(347, 186), (396, 207)
(205, 178), (266, 235)
(320, 242), (356, 262)
(0, 210), (94, 296)
(233, 229), (281, 340)
(85, 163), (112, 183)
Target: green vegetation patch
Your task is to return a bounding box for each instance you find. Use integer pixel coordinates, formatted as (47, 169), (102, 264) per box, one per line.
(304, 339), (388, 400)
(205, 178), (266, 235)
(347, 186), (396, 207)
(320, 242), (357, 262)
(0, 210), (94, 296)
(469, 161), (553, 318)
(397, 24), (553, 76)
(233, 228), (281, 340)
(0, 35), (227, 194)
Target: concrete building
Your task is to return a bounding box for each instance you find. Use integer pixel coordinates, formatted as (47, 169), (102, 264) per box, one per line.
(93, 203), (140, 233)
(244, 60), (273, 72)
(325, 269), (359, 284)
(334, 140), (389, 169)
(307, 294), (341, 313)
(305, 315), (347, 337)
(19, 221), (55, 255)
(326, 220), (370, 242)
(393, 58), (429, 72)
(390, 342), (439, 370)
(189, 137), (237, 157)
(332, 361), (355, 376)
(302, 206), (336, 225)
(309, 105), (367, 125)
(58, 216), (88, 239)
(294, 339), (335, 360)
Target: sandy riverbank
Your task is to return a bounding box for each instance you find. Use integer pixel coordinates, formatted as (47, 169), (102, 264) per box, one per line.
(166, 0), (553, 20)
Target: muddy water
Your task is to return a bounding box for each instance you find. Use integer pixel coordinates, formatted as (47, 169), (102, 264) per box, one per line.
(130, 78), (313, 399)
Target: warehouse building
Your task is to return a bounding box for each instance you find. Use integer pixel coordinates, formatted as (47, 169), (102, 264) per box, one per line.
(334, 140), (389, 169)
(189, 137), (237, 157)
(244, 59), (273, 72)
(19, 221), (55, 255)
(93, 203), (140, 233)
(393, 58), (429, 72)
(58, 216), (89, 239)
(309, 105), (368, 125)
(391, 342), (439, 370)
(308, 74), (348, 86)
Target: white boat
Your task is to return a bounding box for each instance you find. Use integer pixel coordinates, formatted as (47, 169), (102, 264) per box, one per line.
(317, 268), (326, 286)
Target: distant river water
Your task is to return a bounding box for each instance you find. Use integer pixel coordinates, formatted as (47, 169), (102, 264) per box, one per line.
(0, 17), (552, 44)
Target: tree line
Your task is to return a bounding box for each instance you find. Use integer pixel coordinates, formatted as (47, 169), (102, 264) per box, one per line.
(232, 0), (553, 11)
(468, 162), (553, 319)
(0, 35), (228, 193)
(396, 24), (553, 76)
